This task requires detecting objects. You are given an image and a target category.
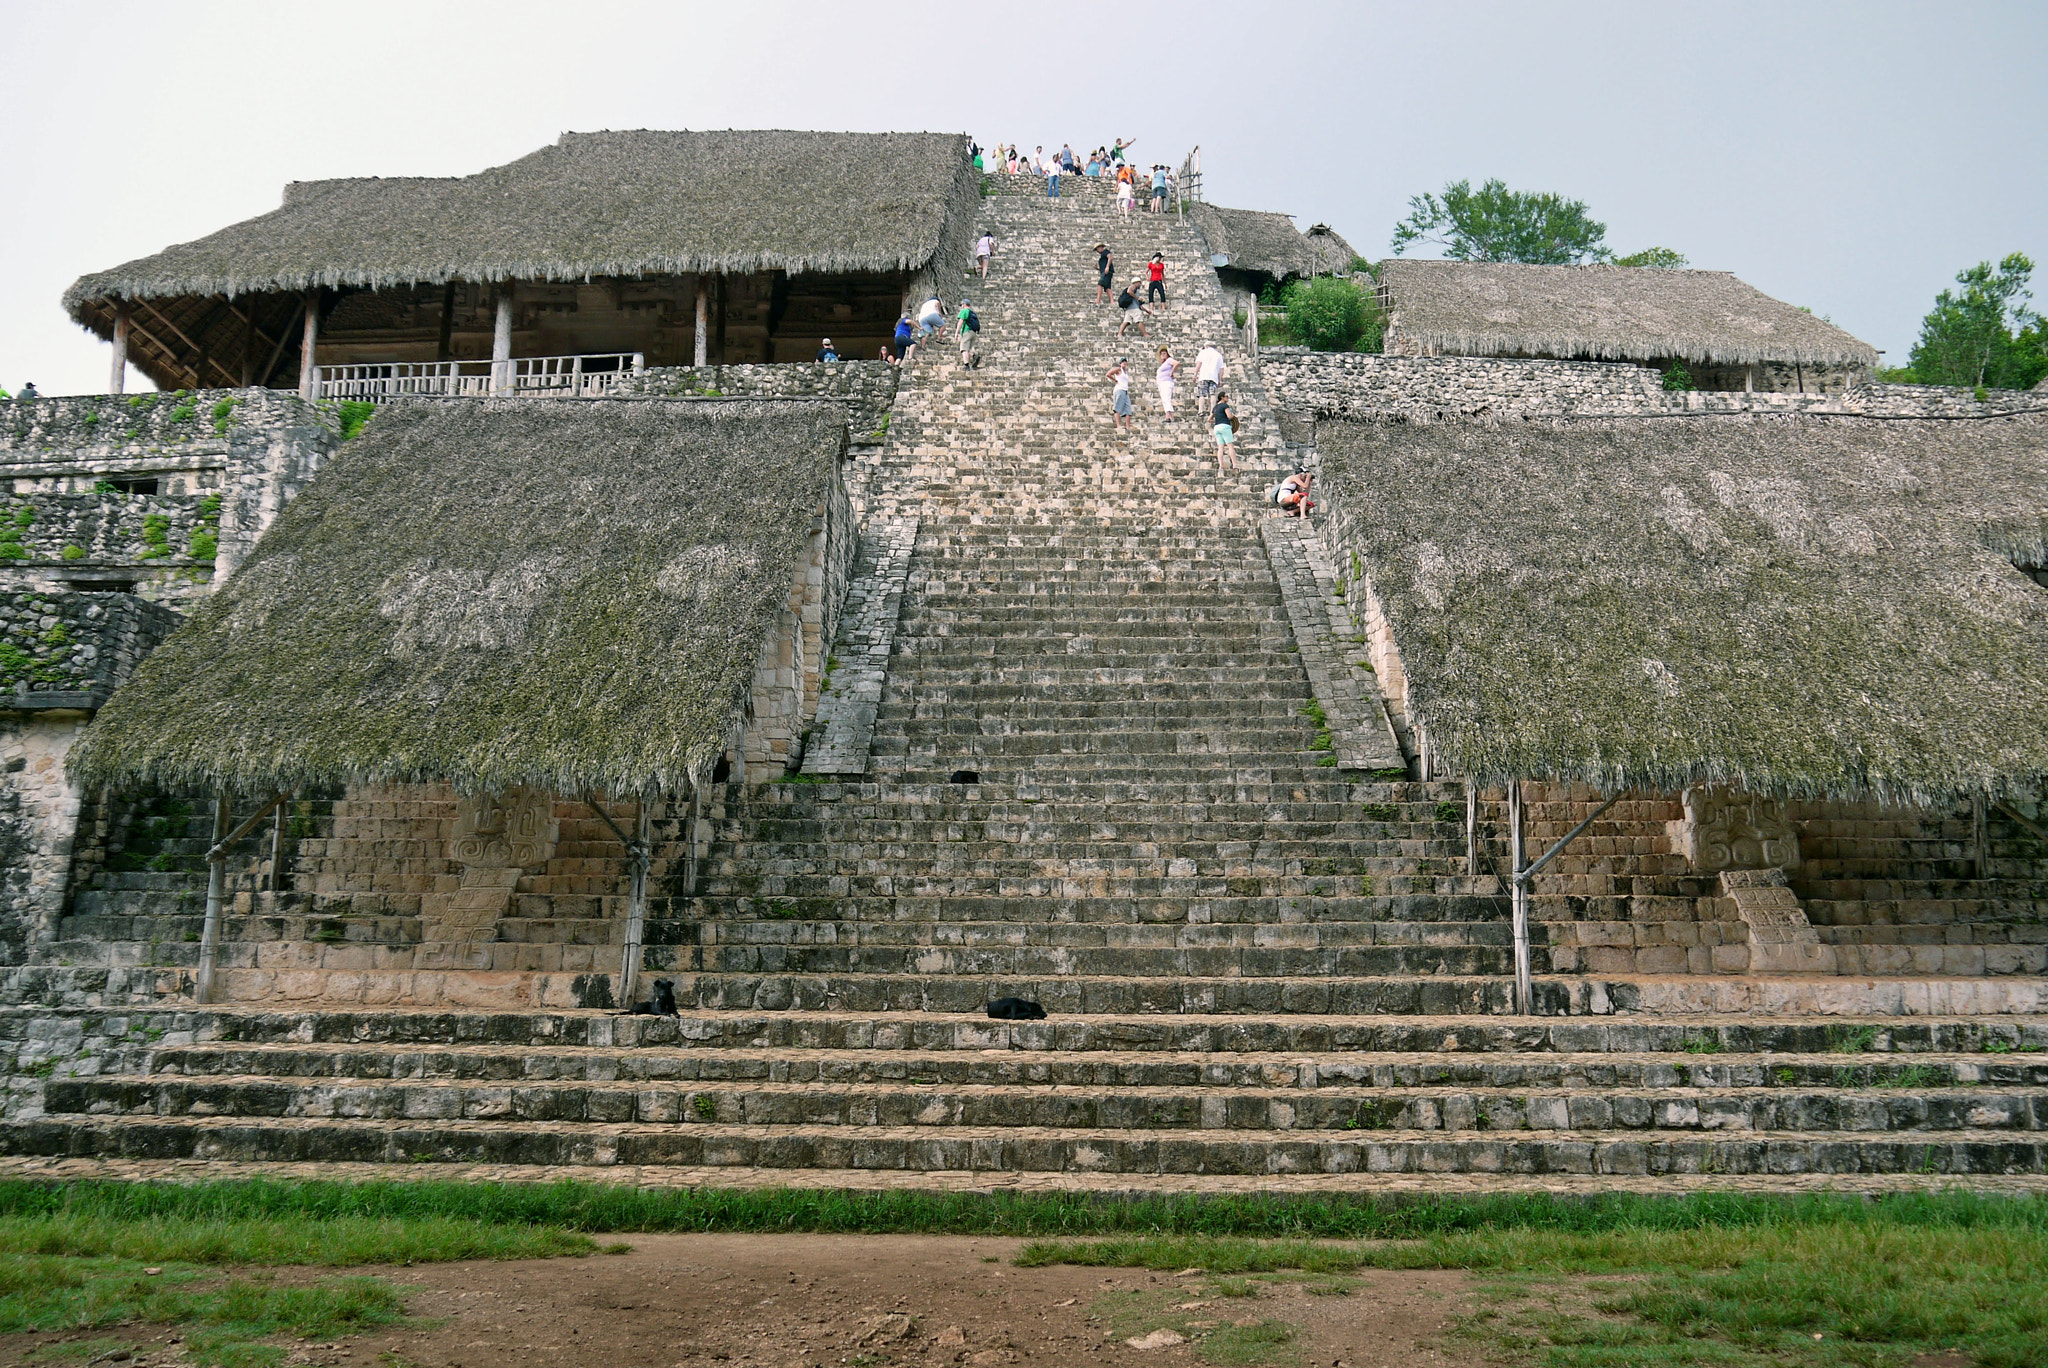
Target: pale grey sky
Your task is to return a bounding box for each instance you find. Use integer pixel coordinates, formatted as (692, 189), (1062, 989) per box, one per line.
(3, 0), (2043, 395)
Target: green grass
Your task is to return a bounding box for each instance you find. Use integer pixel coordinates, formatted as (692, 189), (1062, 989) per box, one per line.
(0, 1256), (407, 1366)
(1020, 1215), (2048, 1368)
(5, 1179), (2040, 1242)
(0, 1183), (599, 1365)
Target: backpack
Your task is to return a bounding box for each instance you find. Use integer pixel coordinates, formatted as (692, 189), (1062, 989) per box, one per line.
(963, 310), (980, 333)
(1267, 482), (1286, 506)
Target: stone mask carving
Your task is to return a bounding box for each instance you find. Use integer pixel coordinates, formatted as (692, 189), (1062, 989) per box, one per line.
(450, 787), (556, 870)
(1675, 786), (1802, 873)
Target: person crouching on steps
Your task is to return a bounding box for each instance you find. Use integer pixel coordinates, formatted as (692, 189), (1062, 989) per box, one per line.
(1108, 359), (1134, 434)
(1211, 389), (1239, 472)
(1278, 467), (1314, 517)
(1115, 283), (1150, 339)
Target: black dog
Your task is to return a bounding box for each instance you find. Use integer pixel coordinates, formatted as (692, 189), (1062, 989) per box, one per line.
(986, 997), (1047, 1020)
(624, 979), (678, 1016)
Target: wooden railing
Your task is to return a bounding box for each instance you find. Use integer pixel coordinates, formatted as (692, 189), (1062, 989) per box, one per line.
(313, 353), (645, 400)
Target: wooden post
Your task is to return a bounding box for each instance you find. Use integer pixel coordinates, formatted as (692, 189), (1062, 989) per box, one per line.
(1972, 795), (1988, 880)
(619, 797), (652, 1007)
(268, 797), (288, 893)
(296, 292), (320, 400)
(108, 305), (130, 395)
(1509, 781), (1530, 1015)
(195, 793), (232, 1004)
(1744, 366), (1754, 394)
(1465, 785), (1479, 875)
(694, 279), (709, 367)
(492, 288), (515, 394)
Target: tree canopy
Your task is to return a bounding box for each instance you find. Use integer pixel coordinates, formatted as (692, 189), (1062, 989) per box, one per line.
(1898, 253), (2047, 391)
(1390, 179), (1685, 269)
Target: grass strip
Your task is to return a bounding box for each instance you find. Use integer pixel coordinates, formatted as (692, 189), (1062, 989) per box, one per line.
(0, 1179), (2041, 1239)
(1022, 1225), (2046, 1368)
(0, 1255), (407, 1367)
(0, 1212), (593, 1266)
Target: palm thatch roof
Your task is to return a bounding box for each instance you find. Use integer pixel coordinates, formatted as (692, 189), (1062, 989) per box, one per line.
(1378, 259), (1877, 369)
(1316, 412), (2048, 804)
(67, 130), (975, 312)
(1187, 204), (1359, 280)
(68, 398), (845, 797)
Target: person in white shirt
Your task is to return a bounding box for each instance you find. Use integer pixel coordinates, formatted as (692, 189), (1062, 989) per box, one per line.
(916, 295), (946, 339)
(1155, 347), (1177, 421)
(975, 232), (995, 278)
(1107, 359), (1133, 433)
(1193, 343), (1226, 414)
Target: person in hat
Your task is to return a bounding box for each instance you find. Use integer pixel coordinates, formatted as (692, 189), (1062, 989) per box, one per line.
(1107, 358), (1134, 433)
(816, 338), (840, 362)
(1095, 243), (1115, 304)
(1146, 253), (1167, 303)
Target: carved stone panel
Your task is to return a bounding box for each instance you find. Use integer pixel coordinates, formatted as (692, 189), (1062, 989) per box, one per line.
(451, 788), (557, 871)
(1717, 868), (1836, 973)
(1673, 787), (1802, 873)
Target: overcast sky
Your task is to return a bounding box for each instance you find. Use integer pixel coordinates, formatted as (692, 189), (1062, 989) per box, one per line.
(3, 0), (2043, 395)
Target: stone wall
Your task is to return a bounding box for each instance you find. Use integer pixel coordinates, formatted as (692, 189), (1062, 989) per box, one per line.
(1260, 351), (2048, 440)
(745, 459), (856, 774)
(1, 390), (338, 602)
(618, 363), (898, 438)
(0, 592), (182, 964)
(0, 590), (182, 703)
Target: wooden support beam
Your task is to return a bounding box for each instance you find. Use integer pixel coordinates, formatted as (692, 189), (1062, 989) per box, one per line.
(298, 291), (321, 399)
(491, 288), (514, 394)
(694, 278), (708, 367)
(437, 282), (457, 362)
(226, 300), (284, 384)
(123, 317), (200, 389)
(258, 299), (307, 389)
(137, 299), (238, 388)
(108, 304), (130, 395)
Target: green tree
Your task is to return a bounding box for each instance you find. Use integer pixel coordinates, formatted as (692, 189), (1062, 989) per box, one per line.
(1906, 253), (2044, 389)
(1614, 247), (1689, 269)
(1284, 276), (1382, 353)
(1391, 179), (1610, 264)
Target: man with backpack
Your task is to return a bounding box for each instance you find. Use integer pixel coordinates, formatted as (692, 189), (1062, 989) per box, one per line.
(956, 298), (981, 366)
(1115, 283), (1150, 339)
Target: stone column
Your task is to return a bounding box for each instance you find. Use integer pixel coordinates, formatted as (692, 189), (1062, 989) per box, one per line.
(492, 288), (515, 395)
(108, 305), (130, 395)
(694, 279), (709, 367)
(297, 292), (320, 400)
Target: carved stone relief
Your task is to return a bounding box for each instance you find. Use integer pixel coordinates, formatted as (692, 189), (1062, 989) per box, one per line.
(1673, 786), (1802, 873)
(1717, 868), (1836, 973)
(420, 788), (559, 945)
(451, 788), (557, 871)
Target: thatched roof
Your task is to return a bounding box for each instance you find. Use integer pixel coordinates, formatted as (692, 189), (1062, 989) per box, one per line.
(1378, 259), (1878, 369)
(68, 398), (844, 797)
(66, 129), (974, 311)
(1188, 204), (1359, 280)
(1317, 412), (2048, 804)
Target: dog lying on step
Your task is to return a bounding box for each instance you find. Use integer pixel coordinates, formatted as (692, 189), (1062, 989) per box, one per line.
(621, 979), (677, 1016)
(986, 997), (1047, 1020)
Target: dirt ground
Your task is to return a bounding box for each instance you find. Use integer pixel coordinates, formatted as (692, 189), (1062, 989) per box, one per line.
(2, 1234), (1489, 1368)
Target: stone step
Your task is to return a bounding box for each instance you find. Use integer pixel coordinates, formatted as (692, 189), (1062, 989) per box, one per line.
(52, 1072), (2048, 1135)
(9, 1113), (2042, 1177)
(136, 1040), (2048, 1090)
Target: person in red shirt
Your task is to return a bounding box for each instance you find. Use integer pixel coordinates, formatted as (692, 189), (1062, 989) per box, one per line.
(1146, 254), (1167, 303)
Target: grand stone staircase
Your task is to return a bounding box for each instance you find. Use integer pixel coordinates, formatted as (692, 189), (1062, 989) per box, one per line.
(4, 186), (2044, 1193)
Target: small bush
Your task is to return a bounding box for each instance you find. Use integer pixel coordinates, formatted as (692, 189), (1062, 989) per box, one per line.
(12, 506), (33, 527)
(1661, 361), (1696, 392)
(188, 529), (218, 561)
(1283, 276), (1383, 353)
(61, 545), (85, 561)
(337, 400), (376, 441)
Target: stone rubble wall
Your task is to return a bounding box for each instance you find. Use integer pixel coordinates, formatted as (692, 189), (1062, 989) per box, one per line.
(1, 390), (338, 603)
(0, 590), (181, 702)
(617, 363), (899, 440)
(1261, 350), (2048, 441)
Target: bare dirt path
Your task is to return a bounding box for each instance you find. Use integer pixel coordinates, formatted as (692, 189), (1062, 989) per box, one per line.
(4, 1234), (1489, 1368)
